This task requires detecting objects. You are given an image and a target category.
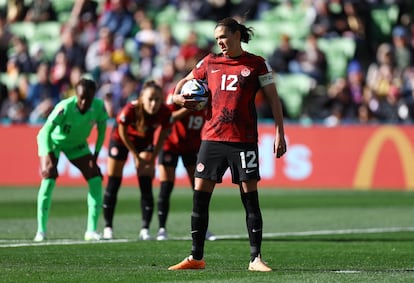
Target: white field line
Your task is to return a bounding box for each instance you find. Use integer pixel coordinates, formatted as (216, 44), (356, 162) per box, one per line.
(1, 227), (414, 248)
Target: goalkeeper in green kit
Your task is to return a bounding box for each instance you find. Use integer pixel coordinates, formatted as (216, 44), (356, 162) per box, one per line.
(34, 78), (108, 242)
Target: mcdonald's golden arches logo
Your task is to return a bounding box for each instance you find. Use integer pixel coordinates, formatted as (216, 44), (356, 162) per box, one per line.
(353, 126), (414, 190)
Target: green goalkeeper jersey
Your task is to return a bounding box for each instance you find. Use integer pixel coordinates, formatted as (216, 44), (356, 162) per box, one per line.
(37, 95), (108, 155)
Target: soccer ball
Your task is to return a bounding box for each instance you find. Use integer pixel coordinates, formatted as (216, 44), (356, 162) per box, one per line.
(180, 79), (209, 110)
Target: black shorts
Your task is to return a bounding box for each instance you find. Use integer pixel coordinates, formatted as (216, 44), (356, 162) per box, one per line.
(158, 150), (198, 168)
(195, 141), (260, 184)
(108, 139), (153, 161)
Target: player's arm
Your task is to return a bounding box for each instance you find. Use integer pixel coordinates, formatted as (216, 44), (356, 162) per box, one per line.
(37, 105), (64, 156)
(262, 82), (287, 158)
(118, 123), (139, 158)
(152, 127), (170, 162)
(172, 72), (201, 110)
(93, 102), (109, 159)
(94, 119), (107, 158)
(171, 107), (192, 122)
(37, 120), (58, 156)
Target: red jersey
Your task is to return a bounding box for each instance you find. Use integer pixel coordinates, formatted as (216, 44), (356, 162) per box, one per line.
(111, 100), (173, 147)
(163, 94), (207, 154)
(192, 51), (274, 143)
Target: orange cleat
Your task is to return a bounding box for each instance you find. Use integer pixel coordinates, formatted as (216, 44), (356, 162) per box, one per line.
(248, 255), (272, 272)
(168, 255), (206, 270)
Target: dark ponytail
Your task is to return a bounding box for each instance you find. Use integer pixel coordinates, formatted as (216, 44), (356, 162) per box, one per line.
(216, 17), (254, 43)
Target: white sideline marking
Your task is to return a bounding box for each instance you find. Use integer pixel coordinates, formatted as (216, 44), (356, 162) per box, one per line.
(1, 227), (413, 248)
(0, 239), (130, 248)
(216, 227), (414, 240)
(333, 270), (361, 273)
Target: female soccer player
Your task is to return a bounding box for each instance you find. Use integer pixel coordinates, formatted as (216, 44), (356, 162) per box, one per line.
(102, 80), (175, 240)
(156, 92), (215, 241)
(34, 78), (108, 242)
(168, 17), (287, 272)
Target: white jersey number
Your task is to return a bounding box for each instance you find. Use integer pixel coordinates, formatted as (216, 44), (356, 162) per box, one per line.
(221, 74), (238, 91)
(239, 151), (257, 169)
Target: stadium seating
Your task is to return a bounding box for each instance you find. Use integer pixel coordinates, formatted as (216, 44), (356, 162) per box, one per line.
(317, 37), (356, 82)
(275, 73), (315, 119)
(50, 0), (76, 15)
(9, 22), (36, 41)
(32, 21), (62, 41)
(243, 37), (278, 58)
(369, 4), (399, 45)
(154, 5), (178, 27)
(30, 38), (61, 61)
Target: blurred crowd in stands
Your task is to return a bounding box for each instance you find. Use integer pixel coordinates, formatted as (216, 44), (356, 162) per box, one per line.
(1, 0), (414, 125)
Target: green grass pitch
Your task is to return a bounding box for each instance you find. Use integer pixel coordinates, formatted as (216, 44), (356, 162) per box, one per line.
(0, 186), (413, 282)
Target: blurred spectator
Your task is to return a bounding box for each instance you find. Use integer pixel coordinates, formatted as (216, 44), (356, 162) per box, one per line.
(24, 0), (57, 23)
(357, 100), (376, 124)
(98, 0), (134, 40)
(55, 25), (86, 71)
(111, 37), (132, 68)
(231, 0), (263, 20)
(342, 0), (371, 68)
(267, 34), (299, 74)
(30, 44), (47, 70)
(95, 51), (119, 85)
(61, 66), (83, 99)
(342, 0), (366, 39)
(309, 0), (339, 38)
(178, 0), (234, 21)
(134, 17), (159, 47)
(290, 33), (328, 85)
(325, 60), (368, 125)
(119, 71), (139, 104)
(174, 30), (209, 76)
(85, 27), (115, 73)
(401, 67), (414, 121)
(0, 11), (12, 73)
(6, 0), (27, 23)
(16, 74), (31, 100)
(137, 42), (156, 80)
(50, 51), (71, 92)
(97, 71), (139, 118)
(308, 61), (366, 125)
(367, 84), (405, 123)
(154, 59), (178, 95)
(156, 24), (180, 63)
(8, 36), (36, 74)
(323, 78), (358, 126)
(69, 0), (99, 29)
(26, 62), (60, 123)
(96, 83), (116, 118)
(0, 86), (29, 123)
(391, 25), (414, 73)
(366, 43), (400, 98)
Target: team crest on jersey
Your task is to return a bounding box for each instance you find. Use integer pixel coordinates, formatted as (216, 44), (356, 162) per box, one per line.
(196, 162), (205, 172)
(241, 67), (250, 77)
(110, 146), (119, 156)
